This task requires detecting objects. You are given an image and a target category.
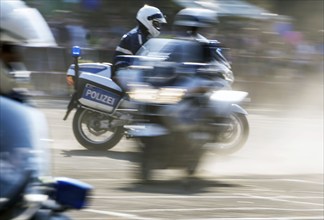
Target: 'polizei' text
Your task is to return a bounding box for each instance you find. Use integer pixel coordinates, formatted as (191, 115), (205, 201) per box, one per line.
(85, 89), (115, 106)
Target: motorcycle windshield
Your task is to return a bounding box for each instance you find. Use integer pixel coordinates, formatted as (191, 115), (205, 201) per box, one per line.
(137, 38), (206, 63)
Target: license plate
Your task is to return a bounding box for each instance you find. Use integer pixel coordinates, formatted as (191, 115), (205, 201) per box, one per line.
(81, 84), (120, 108)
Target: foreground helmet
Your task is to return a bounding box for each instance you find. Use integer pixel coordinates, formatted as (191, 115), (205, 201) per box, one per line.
(0, 0), (56, 46)
(136, 5), (167, 37)
(0, 0), (56, 95)
(174, 7), (217, 28)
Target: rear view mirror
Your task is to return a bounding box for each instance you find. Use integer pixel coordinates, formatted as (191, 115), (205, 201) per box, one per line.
(72, 46), (81, 58)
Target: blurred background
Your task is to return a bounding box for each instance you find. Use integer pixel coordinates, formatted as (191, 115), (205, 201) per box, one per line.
(16, 0), (323, 111)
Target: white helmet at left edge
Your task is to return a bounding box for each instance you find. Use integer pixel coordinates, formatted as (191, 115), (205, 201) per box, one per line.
(136, 5), (167, 38)
(0, 0), (57, 47)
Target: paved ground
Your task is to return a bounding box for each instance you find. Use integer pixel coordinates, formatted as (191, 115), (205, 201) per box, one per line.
(36, 99), (323, 220)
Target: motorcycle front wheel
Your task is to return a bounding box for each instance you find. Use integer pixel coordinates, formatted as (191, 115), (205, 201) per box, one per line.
(139, 133), (203, 181)
(207, 113), (249, 155)
(72, 108), (124, 151)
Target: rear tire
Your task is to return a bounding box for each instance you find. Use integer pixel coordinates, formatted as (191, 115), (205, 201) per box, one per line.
(73, 108), (124, 151)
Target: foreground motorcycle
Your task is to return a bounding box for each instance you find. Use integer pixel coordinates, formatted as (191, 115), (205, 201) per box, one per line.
(64, 47), (134, 150)
(0, 96), (92, 220)
(116, 38), (250, 180)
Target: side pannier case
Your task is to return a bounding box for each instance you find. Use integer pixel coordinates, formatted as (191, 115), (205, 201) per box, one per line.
(77, 72), (123, 113)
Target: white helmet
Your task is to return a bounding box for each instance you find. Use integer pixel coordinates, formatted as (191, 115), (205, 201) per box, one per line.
(0, 0), (56, 47)
(174, 8), (217, 28)
(136, 5), (167, 37)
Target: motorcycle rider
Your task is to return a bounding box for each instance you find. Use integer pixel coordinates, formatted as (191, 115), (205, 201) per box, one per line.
(173, 7), (217, 42)
(0, 1), (56, 218)
(112, 5), (167, 81)
(162, 7), (222, 132)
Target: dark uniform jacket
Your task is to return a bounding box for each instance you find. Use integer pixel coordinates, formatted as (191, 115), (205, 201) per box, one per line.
(112, 26), (149, 78)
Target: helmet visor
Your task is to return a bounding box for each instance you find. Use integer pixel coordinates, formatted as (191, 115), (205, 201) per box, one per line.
(147, 13), (166, 22)
(152, 20), (162, 30)
(151, 14), (166, 31)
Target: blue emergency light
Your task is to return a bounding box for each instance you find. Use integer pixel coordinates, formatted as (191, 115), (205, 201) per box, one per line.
(72, 46), (81, 58)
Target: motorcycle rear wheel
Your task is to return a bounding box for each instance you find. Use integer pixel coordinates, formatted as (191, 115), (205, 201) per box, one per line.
(72, 108), (124, 151)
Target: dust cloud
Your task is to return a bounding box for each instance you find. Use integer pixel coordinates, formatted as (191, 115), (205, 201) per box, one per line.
(201, 73), (323, 176)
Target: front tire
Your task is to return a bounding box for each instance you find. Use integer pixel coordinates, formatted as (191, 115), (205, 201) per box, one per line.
(72, 108), (124, 151)
(208, 113), (249, 155)
(139, 133), (203, 180)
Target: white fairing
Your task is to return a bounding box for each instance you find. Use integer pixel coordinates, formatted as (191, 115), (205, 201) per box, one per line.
(79, 72), (121, 92)
(67, 63), (112, 78)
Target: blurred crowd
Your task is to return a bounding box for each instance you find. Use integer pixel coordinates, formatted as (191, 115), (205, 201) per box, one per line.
(47, 15), (323, 81)
(23, 0), (323, 81)
(214, 18), (323, 80)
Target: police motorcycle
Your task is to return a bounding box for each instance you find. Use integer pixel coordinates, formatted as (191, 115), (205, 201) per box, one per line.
(1, 1), (92, 218)
(64, 47), (135, 150)
(115, 37), (250, 180)
(0, 96), (92, 220)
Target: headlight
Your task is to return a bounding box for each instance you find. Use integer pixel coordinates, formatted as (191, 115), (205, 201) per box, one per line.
(210, 90), (248, 102)
(128, 87), (186, 104)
